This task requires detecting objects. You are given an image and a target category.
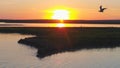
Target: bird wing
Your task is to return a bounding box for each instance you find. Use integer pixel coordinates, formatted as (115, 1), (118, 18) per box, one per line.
(103, 8), (107, 10)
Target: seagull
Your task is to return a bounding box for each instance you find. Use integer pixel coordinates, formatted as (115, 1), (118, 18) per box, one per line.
(99, 5), (107, 12)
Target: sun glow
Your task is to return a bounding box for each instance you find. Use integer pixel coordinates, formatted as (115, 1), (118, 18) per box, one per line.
(56, 23), (65, 27)
(52, 10), (70, 20)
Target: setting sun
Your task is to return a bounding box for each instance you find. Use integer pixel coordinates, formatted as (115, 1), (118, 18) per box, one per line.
(52, 10), (70, 20)
(56, 23), (65, 27)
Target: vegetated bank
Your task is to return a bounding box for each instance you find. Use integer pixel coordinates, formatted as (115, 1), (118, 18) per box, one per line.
(1, 27), (120, 58)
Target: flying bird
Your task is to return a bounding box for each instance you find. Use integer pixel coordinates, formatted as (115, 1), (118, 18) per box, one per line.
(99, 5), (107, 12)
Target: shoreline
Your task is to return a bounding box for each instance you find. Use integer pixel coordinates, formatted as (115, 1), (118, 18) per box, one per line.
(1, 27), (120, 58)
(18, 36), (120, 58)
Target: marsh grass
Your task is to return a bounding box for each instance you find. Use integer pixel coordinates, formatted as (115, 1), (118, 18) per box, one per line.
(1, 27), (120, 58)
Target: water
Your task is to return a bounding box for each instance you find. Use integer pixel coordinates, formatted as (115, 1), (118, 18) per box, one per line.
(1, 23), (120, 28)
(1, 33), (120, 68)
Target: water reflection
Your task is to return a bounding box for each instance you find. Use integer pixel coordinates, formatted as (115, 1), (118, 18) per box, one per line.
(1, 33), (120, 68)
(48, 48), (120, 68)
(1, 23), (120, 28)
(0, 33), (39, 68)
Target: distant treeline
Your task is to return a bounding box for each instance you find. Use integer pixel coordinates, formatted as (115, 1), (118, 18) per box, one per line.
(0, 19), (120, 24)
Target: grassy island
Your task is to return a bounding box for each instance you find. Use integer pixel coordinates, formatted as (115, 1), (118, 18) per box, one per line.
(1, 27), (120, 58)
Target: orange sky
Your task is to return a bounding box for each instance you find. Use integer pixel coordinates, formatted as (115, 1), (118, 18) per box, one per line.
(0, 0), (120, 20)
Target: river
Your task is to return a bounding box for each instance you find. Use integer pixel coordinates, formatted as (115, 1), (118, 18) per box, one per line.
(0, 33), (120, 68)
(1, 23), (120, 28)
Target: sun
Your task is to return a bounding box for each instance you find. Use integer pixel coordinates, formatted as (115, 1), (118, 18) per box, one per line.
(52, 10), (70, 20)
(56, 23), (65, 28)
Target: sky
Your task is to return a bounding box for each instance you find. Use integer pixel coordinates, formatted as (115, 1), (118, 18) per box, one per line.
(0, 0), (120, 20)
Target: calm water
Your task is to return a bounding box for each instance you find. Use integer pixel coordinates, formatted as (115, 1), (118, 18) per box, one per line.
(1, 33), (120, 68)
(1, 22), (120, 27)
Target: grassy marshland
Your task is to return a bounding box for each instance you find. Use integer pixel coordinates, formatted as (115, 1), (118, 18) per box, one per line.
(1, 27), (120, 58)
